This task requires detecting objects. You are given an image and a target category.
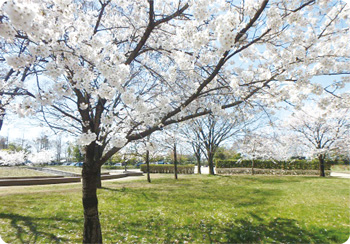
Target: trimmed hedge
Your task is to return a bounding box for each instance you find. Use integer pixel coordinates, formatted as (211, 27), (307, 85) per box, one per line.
(216, 159), (331, 170)
(140, 164), (194, 174)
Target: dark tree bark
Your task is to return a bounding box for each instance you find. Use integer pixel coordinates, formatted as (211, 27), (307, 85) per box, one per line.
(251, 159), (255, 175)
(192, 143), (202, 174)
(318, 154), (326, 177)
(196, 150), (202, 174)
(208, 152), (215, 175)
(82, 144), (102, 244)
(174, 143), (178, 180)
(146, 149), (151, 183)
(96, 167), (102, 188)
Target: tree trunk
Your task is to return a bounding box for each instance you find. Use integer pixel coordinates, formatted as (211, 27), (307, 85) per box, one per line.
(251, 159), (255, 175)
(208, 154), (215, 175)
(174, 143), (178, 180)
(82, 151), (102, 244)
(146, 149), (151, 183)
(318, 154), (326, 177)
(96, 167), (102, 188)
(196, 154), (201, 174)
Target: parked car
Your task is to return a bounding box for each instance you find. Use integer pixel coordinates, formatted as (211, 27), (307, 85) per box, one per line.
(24, 160), (33, 165)
(69, 162), (77, 166)
(154, 161), (165, 165)
(114, 163), (123, 166)
(74, 162), (83, 167)
(136, 162), (144, 167)
(0, 161), (9, 166)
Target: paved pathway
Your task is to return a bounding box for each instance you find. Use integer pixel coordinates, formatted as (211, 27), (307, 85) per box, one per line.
(330, 172), (350, 179)
(194, 166), (213, 174)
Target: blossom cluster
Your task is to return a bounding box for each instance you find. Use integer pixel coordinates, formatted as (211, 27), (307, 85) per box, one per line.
(0, 150), (27, 165)
(0, 0), (349, 153)
(77, 131), (97, 147)
(2, 1), (36, 32)
(27, 149), (55, 165)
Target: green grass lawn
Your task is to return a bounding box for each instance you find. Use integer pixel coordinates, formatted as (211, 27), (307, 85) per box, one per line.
(45, 166), (84, 174)
(0, 174), (349, 243)
(46, 166), (112, 174)
(0, 167), (52, 177)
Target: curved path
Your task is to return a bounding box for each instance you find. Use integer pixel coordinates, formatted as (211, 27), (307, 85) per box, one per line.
(0, 169), (143, 187)
(330, 172), (350, 179)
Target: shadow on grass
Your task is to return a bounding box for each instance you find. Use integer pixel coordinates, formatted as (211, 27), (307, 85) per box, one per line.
(199, 216), (343, 243)
(116, 215), (343, 243)
(226, 175), (305, 184)
(100, 186), (127, 193)
(101, 180), (283, 209)
(0, 213), (81, 243)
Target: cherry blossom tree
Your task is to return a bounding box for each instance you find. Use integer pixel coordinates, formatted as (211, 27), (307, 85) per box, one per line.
(125, 134), (160, 183)
(27, 149), (55, 165)
(162, 126), (186, 179)
(0, 148), (54, 165)
(143, 135), (156, 183)
(238, 130), (294, 174)
(1, 0), (349, 242)
(0, 149), (26, 165)
(239, 133), (268, 174)
(283, 104), (350, 176)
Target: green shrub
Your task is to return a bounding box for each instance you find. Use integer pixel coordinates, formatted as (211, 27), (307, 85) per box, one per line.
(140, 164), (194, 174)
(216, 159), (331, 170)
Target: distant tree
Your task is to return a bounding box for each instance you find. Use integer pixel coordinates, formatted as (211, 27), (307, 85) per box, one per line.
(214, 147), (241, 161)
(240, 133), (268, 175)
(284, 105), (350, 177)
(33, 134), (50, 152)
(7, 142), (29, 153)
(145, 136), (153, 183)
(70, 145), (84, 162)
(180, 126), (203, 173)
(163, 129), (181, 180)
(0, 136), (7, 149)
(188, 113), (250, 175)
(192, 139), (202, 174)
(106, 153), (123, 165)
(54, 135), (62, 163)
(165, 152), (194, 164)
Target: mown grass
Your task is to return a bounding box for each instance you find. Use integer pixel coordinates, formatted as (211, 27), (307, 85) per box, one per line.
(0, 167), (51, 177)
(46, 166), (111, 174)
(46, 166), (84, 174)
(0, 174), (349, 243)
